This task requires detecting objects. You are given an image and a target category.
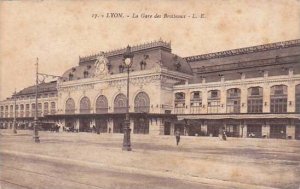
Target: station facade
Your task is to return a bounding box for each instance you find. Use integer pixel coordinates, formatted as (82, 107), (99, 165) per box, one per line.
(1, 39), (300, 139)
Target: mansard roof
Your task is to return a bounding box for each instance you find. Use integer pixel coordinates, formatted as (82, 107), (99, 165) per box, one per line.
(78, 39), (172, 63)
(185, 39), (300, 62)
(14, 81), (57, 97)
(61, 40), (193, 81)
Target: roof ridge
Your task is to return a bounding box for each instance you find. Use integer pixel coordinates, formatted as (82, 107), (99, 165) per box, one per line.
(184, 39), (300, 62)
(79, 39), (171, 63)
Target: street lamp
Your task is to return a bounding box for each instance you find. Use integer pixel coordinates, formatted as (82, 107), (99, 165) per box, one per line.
(33, 58), (67, 143)
(122, 45), (134, 151)
(12, 89), (17, 134)
(34, 58), (40, 143)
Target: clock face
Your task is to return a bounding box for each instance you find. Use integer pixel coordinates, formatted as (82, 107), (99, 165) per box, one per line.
(124, 58), (131, 66)
(99, 62), (105, 72)
(94, 55), (109, 76)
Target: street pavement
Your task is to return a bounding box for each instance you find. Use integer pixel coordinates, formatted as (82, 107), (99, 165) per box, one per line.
(0, 129), (300, 189)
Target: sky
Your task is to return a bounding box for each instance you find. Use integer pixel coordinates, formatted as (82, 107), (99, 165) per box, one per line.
(0, 0), (299, 100)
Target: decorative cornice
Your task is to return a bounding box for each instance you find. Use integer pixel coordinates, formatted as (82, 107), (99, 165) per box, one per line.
(193, 54), (300, 74)
(174, 75), (300, 90)
(79, 39), (171, 63)
(185, 39), (300, 62)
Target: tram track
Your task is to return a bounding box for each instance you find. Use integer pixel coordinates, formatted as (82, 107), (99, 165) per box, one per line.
(0, 164), (105, 189)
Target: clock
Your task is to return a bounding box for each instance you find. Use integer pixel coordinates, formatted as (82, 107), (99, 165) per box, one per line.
(94, 54), (109, 77)
(124, 58), (131, 66)
(99, 62), (105, 72)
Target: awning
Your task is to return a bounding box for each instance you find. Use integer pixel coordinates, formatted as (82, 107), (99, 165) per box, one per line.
(177, 113), (300, 120)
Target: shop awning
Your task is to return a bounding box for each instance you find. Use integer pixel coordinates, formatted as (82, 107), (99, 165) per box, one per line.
(177, 113), (300, 120)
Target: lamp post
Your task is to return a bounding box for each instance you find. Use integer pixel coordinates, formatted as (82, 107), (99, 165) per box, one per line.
(33, 58), (66, 143)
(34, 58), (40, 143)
(12, 89), (17, 134)
(122, 45), (134, 151)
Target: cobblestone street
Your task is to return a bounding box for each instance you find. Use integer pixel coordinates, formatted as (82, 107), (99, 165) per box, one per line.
(1, 130), (299, 189)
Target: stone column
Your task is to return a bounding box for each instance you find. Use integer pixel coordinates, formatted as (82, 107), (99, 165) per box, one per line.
(149, 118), (163, 135)
(263, 83), (270, 113)
(287, 82), (295, 113)
(202, 89), (208, 113)
(107, 119), (113, 133)
(170, 121), (175, 135)
(240, 85), (247, 113)
(262, 121), (270, 138)
(240, 124), (247, 138)
(201, 120), (207, 136)
(220, 88), (226, 113)
(185, 89), (190, 114)
(130, 119), (134, 134)
(286, 120), (295, 139)
(75, 118), (80, 131)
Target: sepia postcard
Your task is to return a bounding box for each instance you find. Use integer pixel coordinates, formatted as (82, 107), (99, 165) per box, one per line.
(0, 0), (300, 189)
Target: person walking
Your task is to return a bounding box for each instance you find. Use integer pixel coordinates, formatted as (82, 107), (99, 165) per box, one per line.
(175, 129), (181, 146)
(222, 127), (227, 141)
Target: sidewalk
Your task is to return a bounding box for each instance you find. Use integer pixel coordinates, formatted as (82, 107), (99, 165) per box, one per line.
(1, 129), (300, 189)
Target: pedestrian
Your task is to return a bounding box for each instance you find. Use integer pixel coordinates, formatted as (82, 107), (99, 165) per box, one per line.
(222, 127), (227, 141)
(175, 129), (181, 146)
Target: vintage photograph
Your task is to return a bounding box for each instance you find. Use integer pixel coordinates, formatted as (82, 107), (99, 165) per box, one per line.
(0, 0), (299, 188)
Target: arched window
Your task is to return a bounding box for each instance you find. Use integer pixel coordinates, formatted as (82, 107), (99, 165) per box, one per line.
(31, 103), (35, 117)
(0, 106), (3, 118)
(226, 88), (241, 113)
(80, 97), (91, 114)
(96, 95), (108, 113)
(20, 104), (24, 117)
(38, 103), (42, 116)
(270, 85), (287, 113)
(247, 87), (263, 113)
(114, 93), (127, 113)
(190, 91), (202, 114)
(15, 105), (19, 117)
(207, 90), (221, 113)
(44, 102), (49, 115)
(5, 105), (8, 117)
(295, 85), (300, 112)
(10, 105), (13, 117)
(174, 92), (185, 114)
(50, 102), (56, 114)
(65, 98), (75, 114)
(134, 92), (150, 113)
(25, 104), (30, 117)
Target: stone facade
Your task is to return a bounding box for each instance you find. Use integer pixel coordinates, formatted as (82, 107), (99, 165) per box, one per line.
(1, 39), (300, 139)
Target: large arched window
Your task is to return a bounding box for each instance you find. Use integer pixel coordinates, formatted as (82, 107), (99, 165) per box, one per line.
(190, 91), (202, 114)
(174, 92), (185, 114)
(247, 87), (263, 113)
(50, 102), (56, 114)
(25, 104), (30, 117)
(65, 98), (75, 114)
(44, 102), (49, 115)
(80, 97), (91, 114)
(96, 95), (108, 113)
(20, 104), (24, 117)
(0, 106), (3, 118)
(10, 105), (13, 117)
(31, 103), (35, 117)
(38, 103), (42, 116)
(270, 85), (287, 113)
(207, 90), (221, 113)
(134, 92), (150, 113)
(114, 93), (127, 113)
(15, 105), (19, 117)
(226, 88), (241, 113)
(296, 85), (300, 113)
(4, 105), (8, 117)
